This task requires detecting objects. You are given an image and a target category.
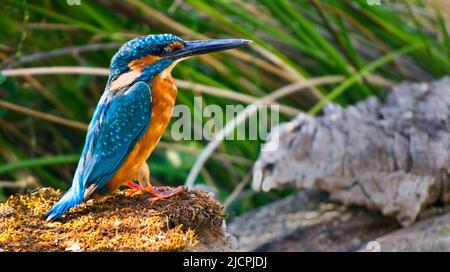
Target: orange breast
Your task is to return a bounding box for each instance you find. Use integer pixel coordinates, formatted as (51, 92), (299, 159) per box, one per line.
(107, 74), (177, 191)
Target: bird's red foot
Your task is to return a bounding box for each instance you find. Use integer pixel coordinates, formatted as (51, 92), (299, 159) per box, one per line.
(144, 185), (185, 202)
(124, 180), (143, 194)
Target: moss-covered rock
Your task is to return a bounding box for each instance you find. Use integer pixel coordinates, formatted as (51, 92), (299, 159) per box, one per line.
(0, 187), (235, 252)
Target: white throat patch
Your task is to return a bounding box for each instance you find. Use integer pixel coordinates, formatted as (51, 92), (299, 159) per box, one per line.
(159, 57), (188, 79)
(110, 70), (141, 91)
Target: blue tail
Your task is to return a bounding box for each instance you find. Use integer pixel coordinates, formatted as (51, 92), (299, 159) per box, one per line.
(45, 185), (84, 221)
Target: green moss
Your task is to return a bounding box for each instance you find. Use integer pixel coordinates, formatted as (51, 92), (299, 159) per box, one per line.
(0, 187), (225, 252)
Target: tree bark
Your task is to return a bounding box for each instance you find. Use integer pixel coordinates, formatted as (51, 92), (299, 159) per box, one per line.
(252, 77), (450, 226)
(229, 190), (399, 251)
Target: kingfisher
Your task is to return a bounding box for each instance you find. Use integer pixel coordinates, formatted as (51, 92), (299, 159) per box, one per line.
(45, 34), (251, 221)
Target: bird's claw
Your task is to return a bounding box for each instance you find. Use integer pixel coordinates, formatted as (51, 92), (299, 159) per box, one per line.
(145, 185), (185, 202)
(124, 188), (140, 194)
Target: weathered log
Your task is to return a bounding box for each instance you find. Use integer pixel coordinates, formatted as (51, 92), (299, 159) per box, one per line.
(229, 189), (399, 251)
(252, 77), (450, 226)
(358, 207), (450, 252)
(229, 189), (450, 252)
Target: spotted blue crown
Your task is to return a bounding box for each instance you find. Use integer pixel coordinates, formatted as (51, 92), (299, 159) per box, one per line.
(109, 34), (184, 80)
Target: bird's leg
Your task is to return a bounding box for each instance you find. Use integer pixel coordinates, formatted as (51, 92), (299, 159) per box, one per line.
(124, 180), (142, 194)
(138, 163), (184, 202)
(124, 163), (149, 194)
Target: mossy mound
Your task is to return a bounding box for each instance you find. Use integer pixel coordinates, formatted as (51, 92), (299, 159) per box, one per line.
(0, 187), (226, 252)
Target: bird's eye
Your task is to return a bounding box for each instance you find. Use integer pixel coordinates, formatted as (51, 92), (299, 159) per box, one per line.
(151, 42), (184, 56)
(163, 42), (183, 55)
(150, 46), (164, 55)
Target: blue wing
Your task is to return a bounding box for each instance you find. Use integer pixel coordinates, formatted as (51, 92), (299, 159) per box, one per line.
(45, 81), (152, 221)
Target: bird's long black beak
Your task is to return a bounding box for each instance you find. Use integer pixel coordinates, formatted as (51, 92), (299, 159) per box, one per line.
(172, 39), (252, 59)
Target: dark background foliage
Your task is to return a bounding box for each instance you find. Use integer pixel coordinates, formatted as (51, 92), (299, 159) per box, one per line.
(0, 0), (448, 218)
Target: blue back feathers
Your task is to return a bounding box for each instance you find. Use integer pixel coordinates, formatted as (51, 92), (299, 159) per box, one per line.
(45, 82), (152, 221)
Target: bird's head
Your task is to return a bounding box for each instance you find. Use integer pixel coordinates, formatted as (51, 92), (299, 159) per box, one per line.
(108, 34), (251, 91)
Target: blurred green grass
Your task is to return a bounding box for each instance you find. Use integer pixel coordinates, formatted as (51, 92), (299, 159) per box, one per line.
(0, 0), (449, 218)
